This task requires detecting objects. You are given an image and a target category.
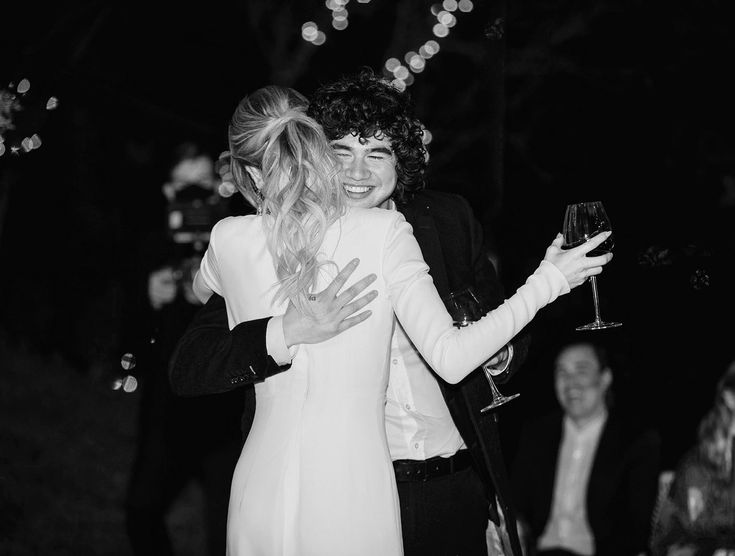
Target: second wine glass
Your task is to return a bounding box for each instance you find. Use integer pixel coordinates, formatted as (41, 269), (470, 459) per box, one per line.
(443, 287), (520, 411)
(562, 201), (622, 331)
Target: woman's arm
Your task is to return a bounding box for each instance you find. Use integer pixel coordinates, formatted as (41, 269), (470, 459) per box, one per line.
(384, 214), (611, 384)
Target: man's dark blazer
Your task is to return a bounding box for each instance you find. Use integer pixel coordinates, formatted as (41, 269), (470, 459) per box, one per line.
(169, 189), (531, 554)
(511, 410), (662, 556)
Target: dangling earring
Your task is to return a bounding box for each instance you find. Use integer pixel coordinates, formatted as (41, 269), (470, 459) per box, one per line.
(245, 165), (265, 215)
(255, 187), (265, 215)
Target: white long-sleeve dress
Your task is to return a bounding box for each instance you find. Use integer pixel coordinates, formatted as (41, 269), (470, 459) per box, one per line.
(194, 206), (569, 556)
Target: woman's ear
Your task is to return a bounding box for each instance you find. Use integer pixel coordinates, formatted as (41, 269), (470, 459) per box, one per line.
(245, 166), (264, 190)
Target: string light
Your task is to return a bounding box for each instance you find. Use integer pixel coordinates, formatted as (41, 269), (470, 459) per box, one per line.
(215, 150), (237, 198)
(382, 1), (473, 90)
(301, 0), (376, 46)
(0, 78), (59, 158)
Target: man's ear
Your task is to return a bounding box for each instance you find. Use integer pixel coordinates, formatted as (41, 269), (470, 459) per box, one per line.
(245, 166), (264, 190)
(601, 367), (613, 391)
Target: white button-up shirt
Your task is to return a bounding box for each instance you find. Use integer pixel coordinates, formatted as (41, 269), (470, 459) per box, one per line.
(385, 321), (466, 460)
(538, 410), (607, 555)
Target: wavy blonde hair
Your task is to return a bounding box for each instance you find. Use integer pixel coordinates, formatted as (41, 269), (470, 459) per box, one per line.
(228, 86), (346, 310)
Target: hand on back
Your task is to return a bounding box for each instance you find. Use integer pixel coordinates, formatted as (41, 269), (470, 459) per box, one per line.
(282, 258), (378, 347)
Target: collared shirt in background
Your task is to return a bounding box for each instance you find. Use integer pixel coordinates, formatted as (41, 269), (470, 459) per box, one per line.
(538, 410), (608, 555)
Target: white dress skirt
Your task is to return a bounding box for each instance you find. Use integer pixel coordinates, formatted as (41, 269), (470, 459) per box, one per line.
(194, 206), (569, 556)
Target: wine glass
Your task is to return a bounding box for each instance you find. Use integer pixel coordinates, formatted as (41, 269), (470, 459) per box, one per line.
(443, 287), (520, 412)
(562, 201), (622, 331)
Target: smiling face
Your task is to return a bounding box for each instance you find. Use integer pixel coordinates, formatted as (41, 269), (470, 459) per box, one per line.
(554, 343), (612, 426)
(330, 133), (398, 209)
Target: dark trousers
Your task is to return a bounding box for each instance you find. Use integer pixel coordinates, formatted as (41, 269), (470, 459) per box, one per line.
(124, 368), (243, 556)
(397, 466), (490, 556)
(125, 433), (240, 556)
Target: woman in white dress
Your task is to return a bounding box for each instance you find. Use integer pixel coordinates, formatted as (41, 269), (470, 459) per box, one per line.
(193, 85), (611, 556)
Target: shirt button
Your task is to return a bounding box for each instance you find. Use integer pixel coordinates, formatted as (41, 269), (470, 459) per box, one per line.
(414, 443), (419, 449)
(405, 403), (411, 410)
(392, 358), (398, 364)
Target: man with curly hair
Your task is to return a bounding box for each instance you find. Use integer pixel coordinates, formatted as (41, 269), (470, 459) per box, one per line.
(169, 69), (529, 556)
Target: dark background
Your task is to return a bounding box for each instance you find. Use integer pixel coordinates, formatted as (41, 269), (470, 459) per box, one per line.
(1, 0), (735, 551)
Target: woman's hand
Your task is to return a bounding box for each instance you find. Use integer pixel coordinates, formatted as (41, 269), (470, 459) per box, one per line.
(283, 258), (378, 346)
(543, 231), (613, 290)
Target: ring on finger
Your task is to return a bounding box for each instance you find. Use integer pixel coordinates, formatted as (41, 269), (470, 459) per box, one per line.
(308, 294), (317, 301)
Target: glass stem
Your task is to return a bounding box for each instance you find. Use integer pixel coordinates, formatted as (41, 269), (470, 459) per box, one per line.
(590, 275), (602, 324)
(484, 368), (502, 401)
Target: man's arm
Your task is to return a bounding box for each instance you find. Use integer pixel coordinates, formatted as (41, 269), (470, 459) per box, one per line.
(466, 199), (531, 384)
(168, 258), (378, 397)
(168, 294), (284, 397)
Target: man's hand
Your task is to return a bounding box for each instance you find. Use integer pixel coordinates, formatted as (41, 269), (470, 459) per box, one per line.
(483, 344), (513, 376)
(283, 258), (378, 346)
(148, 267), (177, 309)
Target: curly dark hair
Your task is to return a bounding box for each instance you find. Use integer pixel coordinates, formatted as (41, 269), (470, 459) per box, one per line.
(307, 68), (428, 205)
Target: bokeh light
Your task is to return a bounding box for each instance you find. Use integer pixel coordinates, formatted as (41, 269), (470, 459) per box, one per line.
(120, 352), (137, 370)
(458, 0), (473, 12)
(442, 0), (458, 11)
(218, 181), (236, 197)
(432, 23), (449, 37)
(385, 57), (400, 72)
(122, 375), (138, 393)
(17, 78), (30, 94)
(332, 18), (349, 30)
(302, 22), (318, 41)
(408, 56), (425, 72)
(394, 65), (410, 80)
(391, 79), (407, 92)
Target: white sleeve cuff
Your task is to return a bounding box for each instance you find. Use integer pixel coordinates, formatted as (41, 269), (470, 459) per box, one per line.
(266, 315), (299, 366)
(537, 259), (571, 297)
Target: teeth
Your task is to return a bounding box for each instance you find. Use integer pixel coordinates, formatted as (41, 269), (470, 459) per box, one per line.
(344, 185), (371, 194)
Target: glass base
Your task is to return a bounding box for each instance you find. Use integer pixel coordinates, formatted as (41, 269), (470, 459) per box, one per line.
(575, 320), (623, 331)
(480, 392), (520, 413)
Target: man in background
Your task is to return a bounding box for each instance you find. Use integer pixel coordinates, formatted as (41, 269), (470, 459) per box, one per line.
(511, 340), (661, 556)
(123, 143), (244, 556)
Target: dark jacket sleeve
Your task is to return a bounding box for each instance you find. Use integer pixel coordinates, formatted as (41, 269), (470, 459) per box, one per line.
(462, 195), (531, 385)
(619, 427), (662, 555)
(168, 294), (287, 397)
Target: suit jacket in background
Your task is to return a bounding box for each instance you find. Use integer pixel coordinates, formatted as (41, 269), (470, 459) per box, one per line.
(511, 410), (662, 556)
